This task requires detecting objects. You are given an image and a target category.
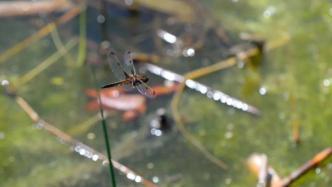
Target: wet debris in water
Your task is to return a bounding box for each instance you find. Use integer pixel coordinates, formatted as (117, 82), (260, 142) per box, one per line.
(132, 52), (160, 63)
(247, 147), (332, 187)
(149, 108), (172, 137)
(1, 79), (16, 97)
(247, 153), (282, 187)
(85, 83), (179, 122)
(85, 87), (146, 122)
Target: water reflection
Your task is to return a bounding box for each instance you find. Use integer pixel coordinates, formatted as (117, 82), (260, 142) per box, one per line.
(157, 29), (177, 44)
(73, 143), (100, 162)
(145, 63), (260, 115)
(157, 29), (196, 57)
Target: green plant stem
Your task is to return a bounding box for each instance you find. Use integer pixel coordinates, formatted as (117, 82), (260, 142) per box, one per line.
(89, 66), (117, 187)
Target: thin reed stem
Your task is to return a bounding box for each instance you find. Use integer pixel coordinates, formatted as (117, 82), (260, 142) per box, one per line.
(89, 66), (117, 187)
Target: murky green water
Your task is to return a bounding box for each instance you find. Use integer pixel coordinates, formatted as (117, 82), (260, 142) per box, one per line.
(1, 0), (332, 187)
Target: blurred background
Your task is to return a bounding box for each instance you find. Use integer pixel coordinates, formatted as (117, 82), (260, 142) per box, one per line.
(0, 0), (332, 186)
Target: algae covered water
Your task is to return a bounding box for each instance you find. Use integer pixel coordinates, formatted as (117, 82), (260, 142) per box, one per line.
(0, 0), (332, 186)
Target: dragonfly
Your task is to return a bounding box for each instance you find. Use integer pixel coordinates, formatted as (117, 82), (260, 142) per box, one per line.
(102, 50), (156, 98)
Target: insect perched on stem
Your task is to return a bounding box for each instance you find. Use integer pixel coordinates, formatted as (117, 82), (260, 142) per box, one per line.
(102, 51), (156, 98)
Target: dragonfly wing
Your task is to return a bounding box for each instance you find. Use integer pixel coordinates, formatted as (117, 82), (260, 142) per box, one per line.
(135, 80), (156, 98)
(107, 51), (128, 80)
(124, 50), (137, 75)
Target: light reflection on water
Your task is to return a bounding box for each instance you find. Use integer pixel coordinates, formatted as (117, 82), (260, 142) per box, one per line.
(73, 143), (100, 162)
(145, 63), (259, 115)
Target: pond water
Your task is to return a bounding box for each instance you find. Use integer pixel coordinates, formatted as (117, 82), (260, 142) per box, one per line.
(0, 0), (332, 187)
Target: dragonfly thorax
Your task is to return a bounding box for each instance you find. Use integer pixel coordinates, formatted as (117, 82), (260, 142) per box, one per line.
(132, 75), (148, 86)
(133, 74), (148, 82)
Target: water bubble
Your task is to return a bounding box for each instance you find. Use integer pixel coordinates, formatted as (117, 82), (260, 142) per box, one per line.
(182, 48), (195, 57)
(135, 176), (142, 183)
(162, 70), (178, 81)
(213, 92), (221, 101)
(97, 15), (105, 23)
(152, 176), (160, 183)
(323, 79), (331, 87)
(92, 154), (99, 161)
(127, 173), (136, 180)
(147, 162), (154, 169)
(315, 167), (321, 174)
(1, 79), (9, 86)
(150, 128), (162, 136)
(225, 177), (232, 185)
(242, 104), (249, 111)
(185, 79), (196, 88)
(225, 131), (233, 139)
(157, 30), (177, 44)
(198, 85), (208, 94)
(259, 86), (267, 95)
(0, 132), (5, 140)
(150, 119), (159, 129)
(100, 41), (111, 50)
(263, 6), (276, 18)
(226, 98), (233, 106)
(79, 148), (86, 155)
(87, 132), (96, 140)
(207, 90), (214, 98)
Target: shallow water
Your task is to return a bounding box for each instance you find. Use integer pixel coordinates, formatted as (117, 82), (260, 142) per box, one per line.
(1, 0), (332, 187)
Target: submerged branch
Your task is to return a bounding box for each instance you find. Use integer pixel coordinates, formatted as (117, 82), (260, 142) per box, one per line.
(1, 82), (157, 187)
(281, 147), (332, 187)
(247, 147), (332, 187)
(0, 7), (81, 64)
(0, 0), (72, 17)
(14, 38), (78, 88)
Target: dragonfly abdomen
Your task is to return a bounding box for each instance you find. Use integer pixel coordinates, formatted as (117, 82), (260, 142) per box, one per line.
(102, 80), (129, 88)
